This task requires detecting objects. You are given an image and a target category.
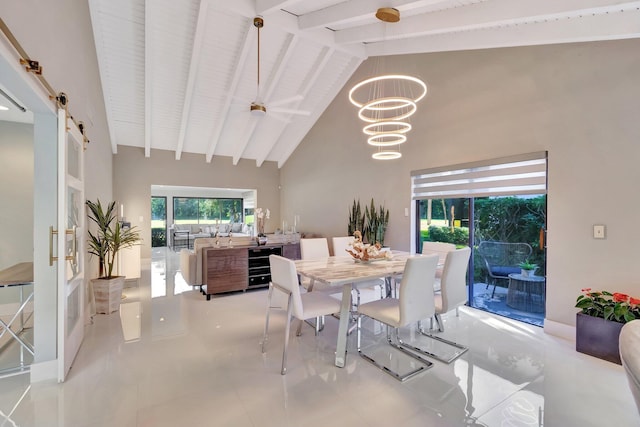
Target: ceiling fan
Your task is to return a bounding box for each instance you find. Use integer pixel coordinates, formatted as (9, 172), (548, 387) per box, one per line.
(246, 16), (309, 120)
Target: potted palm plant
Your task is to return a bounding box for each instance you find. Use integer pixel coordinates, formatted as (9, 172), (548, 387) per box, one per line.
(87, 199), (141, 314)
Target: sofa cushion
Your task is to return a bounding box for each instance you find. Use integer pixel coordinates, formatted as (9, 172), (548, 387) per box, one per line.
(190, 224), (202, 234)
(218, 223), (230, 233)
(231, 223), (243, 233)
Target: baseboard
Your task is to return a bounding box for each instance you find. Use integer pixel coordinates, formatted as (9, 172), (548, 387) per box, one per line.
(30, 359), (58, 383)
(544, 318), (575, 342)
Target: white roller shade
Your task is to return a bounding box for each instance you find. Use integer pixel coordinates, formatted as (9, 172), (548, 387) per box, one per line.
(411, 152), (547, 200)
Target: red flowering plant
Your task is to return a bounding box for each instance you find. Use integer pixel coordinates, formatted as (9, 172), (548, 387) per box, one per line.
(576, 288), (640, 324)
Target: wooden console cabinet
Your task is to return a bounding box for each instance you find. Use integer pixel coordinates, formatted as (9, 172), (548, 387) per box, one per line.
(202, 243), (300, 300)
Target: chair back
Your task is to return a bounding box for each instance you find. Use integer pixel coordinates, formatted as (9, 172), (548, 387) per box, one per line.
(422, 241), (456, 264)
(477, 241), (531, 277)
(300, 238), (330, 259)
(269, 255), (304, 319)
(439, 247), (471, 312)
(398, 254), (439, 326)
(332, 236), (354, 258)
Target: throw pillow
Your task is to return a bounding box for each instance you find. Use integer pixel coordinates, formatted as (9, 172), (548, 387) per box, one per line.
(231, 223), (243, 233)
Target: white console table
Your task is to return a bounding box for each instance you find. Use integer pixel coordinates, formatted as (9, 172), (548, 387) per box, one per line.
(116, 245), (141, 279)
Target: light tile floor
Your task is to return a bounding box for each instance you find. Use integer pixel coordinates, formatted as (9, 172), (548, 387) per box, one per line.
(0, 247), (637, 426)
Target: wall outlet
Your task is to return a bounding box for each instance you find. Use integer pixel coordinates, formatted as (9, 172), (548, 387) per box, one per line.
(404, 207), (409, 217)
(593, 224), (606, 239)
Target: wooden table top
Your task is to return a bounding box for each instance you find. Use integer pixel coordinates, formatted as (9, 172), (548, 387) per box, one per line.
(0, 262), (34, 286)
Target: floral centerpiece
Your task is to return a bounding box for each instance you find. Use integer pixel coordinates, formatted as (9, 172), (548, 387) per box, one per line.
(345, 230), (392, 262)
(576, 288), (640, 324)
(255, 207), (270, 237)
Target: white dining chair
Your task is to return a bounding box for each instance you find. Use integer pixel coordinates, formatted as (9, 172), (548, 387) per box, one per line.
(299, 238), (331, 291)
(261, 255), (342, 375)
(356, 254), (439, 381)
(422, 241), (456, 282)
(400, 247), (471, 364)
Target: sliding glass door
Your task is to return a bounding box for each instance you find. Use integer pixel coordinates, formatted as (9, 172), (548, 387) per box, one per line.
(151, 196), (167, 247)
(412, 152), (547, 326)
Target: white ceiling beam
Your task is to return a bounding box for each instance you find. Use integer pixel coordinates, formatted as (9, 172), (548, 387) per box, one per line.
(255, 46), (335, 167)
(233, 33), (299, 165)
(144, 0), (152, 157)
(275, 56), (364, 168)
(214, 4), (367, 59)
(175, 0), (209, 160)
(205, 20), (255, 162)
(256, 0), (299, 15)
(298, 0), (448, 30)
(366, 7), (640, 56)
(336, 0), (640, 44)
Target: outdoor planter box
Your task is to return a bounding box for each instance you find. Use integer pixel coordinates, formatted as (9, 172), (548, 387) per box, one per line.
(576, 312), (624, 365)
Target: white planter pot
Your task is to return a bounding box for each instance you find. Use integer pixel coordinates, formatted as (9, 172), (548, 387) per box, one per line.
(91, 276), (125, 314)
(521, 268), (535, 277)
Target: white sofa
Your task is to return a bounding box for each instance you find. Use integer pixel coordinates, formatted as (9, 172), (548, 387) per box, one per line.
(179, 236), (254, 286)
(620, 320), (640, 414)
(171, 223), (252, 249)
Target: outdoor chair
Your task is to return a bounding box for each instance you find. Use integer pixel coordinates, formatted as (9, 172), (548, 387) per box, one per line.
(477, 241), (532, 298)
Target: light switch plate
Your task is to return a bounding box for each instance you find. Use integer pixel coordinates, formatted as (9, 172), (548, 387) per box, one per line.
(593, 224), (606, 239)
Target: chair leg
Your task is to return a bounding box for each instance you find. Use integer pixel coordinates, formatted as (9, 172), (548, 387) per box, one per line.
(281, 294), (293, 375)
(357, 316), (433, 382)
(434, 313), (444, 332)
(261, 283), (274, 353)
(405, 323), (469, 364)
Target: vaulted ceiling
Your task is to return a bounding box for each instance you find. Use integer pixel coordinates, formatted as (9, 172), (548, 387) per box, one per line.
(88, 0), (640, 167)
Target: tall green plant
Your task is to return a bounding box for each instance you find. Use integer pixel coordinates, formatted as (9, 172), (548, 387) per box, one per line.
(86, 199), (141, 279)
(364, 198), (389, 245)
(348, 199), (365, 236)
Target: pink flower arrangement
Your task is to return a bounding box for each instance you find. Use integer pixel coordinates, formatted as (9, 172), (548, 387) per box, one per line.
(576, 288), (640, 324)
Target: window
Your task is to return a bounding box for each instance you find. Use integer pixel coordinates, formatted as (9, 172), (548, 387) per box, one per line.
(173, 197), (243, 224)
(151, 196), (167, 247)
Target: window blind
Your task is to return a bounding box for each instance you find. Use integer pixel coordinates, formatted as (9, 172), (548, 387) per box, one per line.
(411, 151), (547, 200)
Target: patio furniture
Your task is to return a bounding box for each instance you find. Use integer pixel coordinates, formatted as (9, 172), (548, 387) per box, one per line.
(507, 273), (545, 313)
(477, 241), (532, 298)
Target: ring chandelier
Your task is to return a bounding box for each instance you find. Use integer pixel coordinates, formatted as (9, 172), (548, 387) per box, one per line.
(348, 9), (427, 160)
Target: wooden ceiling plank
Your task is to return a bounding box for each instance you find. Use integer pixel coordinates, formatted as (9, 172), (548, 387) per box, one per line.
(233, 33), (299, 165)
(366, 7), (640, 56)
(205, 19), (255, 162)
(336, 0), (640, 44)
(175, 0), (209, 160)
(144, 0), (152, 157)
(88, 0), (120, 154)
(275, 55), (364, 168)
(255, 46), (334, 167)
(298, 0), (447, 30)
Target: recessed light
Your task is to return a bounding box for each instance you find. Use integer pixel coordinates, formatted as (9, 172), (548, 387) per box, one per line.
(0, 105), (8, 111)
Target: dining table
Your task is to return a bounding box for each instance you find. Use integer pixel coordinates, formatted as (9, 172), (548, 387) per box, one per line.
(294, 251), (415, 368)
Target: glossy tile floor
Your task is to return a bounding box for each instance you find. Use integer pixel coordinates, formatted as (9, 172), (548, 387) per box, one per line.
(0, 248), (637, 426)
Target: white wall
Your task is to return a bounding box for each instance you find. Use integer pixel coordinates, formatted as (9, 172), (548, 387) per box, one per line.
(280, 40), (640, 330)
(2, 1), (114, 280)
(0, 121), (33, 270)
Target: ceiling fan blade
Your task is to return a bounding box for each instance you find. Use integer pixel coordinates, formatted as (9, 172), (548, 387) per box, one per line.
(268, 114), (291, 124)
(269, 107), (310, 116)
(268, 94), (303, 108)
